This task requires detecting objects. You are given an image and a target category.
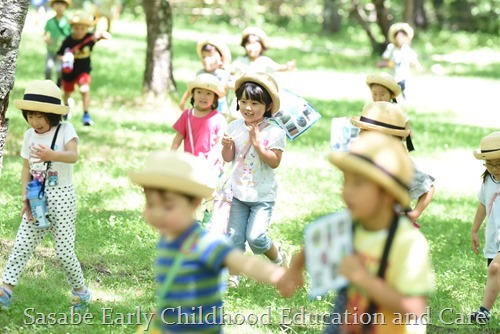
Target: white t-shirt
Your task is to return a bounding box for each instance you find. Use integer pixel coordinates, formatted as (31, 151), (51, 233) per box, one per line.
(21, 122), (79, 187)
(229, 55), (281, 78)
(382, 43), (418, 83)
(478, 174), (500, 258)
(227, 118), (286, 202)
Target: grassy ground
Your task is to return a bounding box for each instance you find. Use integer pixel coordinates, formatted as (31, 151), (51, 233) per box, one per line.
(1, 10), (500, 333)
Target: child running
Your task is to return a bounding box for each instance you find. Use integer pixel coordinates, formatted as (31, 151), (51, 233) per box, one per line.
(221, 72), (287, 288)
(470, 132), (500, 324)
(129, 150), (285, 332)
(279, 132), (435, 333)
(0, 80), (90, 312)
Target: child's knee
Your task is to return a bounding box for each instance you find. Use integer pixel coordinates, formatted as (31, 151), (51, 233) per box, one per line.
(247, 235), (270, 254)
(79, 85), (90, 94)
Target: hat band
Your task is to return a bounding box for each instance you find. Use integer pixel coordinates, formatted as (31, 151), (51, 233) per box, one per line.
(360, 116), (405, 131)
(24, 93), (61, 105)
(351, 152), (410, 191)
(481, 148), (500, 153)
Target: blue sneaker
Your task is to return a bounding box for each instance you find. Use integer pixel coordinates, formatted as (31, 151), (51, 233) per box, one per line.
(71, 288), (91, 313)
(82, 113), (93, 126)
(0, 287), (12, 311)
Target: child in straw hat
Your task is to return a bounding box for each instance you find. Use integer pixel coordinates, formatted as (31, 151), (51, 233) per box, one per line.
(366, 72), (401, 103)
(470, 132), (500, 325)
(0, 80), (90, 312)
(221, 72), (288, 288)
(43, 0), (72, 88)
(351, 102), (435, 226)
(129, 150), (285, 332)
(179, 37), (232, 116)
(278, 132), (435, 334)
(377, 22), (423, 99)
(56, 11), (111, 126)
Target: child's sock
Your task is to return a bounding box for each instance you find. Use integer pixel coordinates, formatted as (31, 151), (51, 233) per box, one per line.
(272, 252), (283, 265)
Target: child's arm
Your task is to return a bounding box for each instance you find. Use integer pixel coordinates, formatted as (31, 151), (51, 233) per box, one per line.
(407, 185), (435, 223)
(224, 249), (285, 285)
(31, 138), (78, 164)
(171, 133), (184, 151)
(471, 203), (487, 254)
(221, 133), (235, 163)
(179, 90), (190, 110)
(340, 254), (427, 315)
(277, 59), (296, 72)
(93, 31), (112, 42)
(277, 248), (306, 297)
(248, 123), (282, 169)
(20, 159), (34, 221)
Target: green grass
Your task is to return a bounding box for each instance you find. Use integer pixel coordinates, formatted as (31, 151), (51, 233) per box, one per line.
(1, 12), (500, 333)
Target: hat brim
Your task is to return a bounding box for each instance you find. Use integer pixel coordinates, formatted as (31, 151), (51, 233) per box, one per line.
(473, 150), (500, 160)
(14, 100), (69, 115)
(129, 172), (214, 199)
(389, 23), (414, 45)
(234, 74), (280, 114)
(351, 117), (409, 138)
(366, 76), (401, 97)
(328, 152), (411, 207)
(196, 39), (232, 68)
(186, 82), (225, 99)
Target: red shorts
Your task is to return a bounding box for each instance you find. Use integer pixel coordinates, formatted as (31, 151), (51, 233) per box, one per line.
(62, 73), (91, 93)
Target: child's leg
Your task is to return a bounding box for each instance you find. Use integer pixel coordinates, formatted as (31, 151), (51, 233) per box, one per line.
(45, 51), (55, 80)
(77, 73), (93, 126)
(227, 198), (250, 251)
(482, 254), (500, 309)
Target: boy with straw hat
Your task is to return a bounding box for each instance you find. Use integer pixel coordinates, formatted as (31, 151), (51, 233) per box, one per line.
(278, 132), (434, 333)
(351, 101), (435, 226)
(129, 151), (285, 332)
(470, 132), (500, 324)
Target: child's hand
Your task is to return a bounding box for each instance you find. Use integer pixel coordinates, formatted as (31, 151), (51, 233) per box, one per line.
(221, 133), (234, 149)
(339, 254), (367, 285)
(95, 31), (112, 41)
(247, 123), (262, 148)
(31, 144), (54, 163)
(471, 232), (480, 254)
(286, 60), (296, 71)
(20, 198), (34, 222)
(277, 267), (305, 298)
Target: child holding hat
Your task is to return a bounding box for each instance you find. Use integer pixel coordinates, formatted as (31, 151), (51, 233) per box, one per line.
(43, 0), (72, 87)
(0, 80), (90, 312)
(221, 72), (287, 288)
(57, 11), (111, 126)
(129, 150), (285, 332)
(179, 37), (232, 115)
(351, 102), (435, 226)
(278, 132), (435, 333)
(470, 132), (500, 324)
(377, 22), (423, 99)
(366, 72), (401, 103)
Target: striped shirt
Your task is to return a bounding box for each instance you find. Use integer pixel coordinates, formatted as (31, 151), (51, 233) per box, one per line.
(156, 222), (234, 333)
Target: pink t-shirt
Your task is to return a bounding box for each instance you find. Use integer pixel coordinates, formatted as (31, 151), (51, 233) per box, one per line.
(173, 109), (227, 168)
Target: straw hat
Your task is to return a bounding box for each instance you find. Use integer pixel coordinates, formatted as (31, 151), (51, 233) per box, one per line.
(234, 72), (280, 114)
(49, 0), (71, 7)
(241, 27), (269, 49)
(129, 151), (215, 199)
(366, 72), (401, 97)
(473, 132), (500, 160)
(187, 73), (226, 98)
(14, 80), (69, 115)
(329, 132), (414, 207)
(351, 102), (410, 139)
(388, 22), (414, 44)
(196, 37), (232, 68)
(70, 11), (94, 26)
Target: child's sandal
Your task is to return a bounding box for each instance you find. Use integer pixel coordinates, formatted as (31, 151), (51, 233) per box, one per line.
(0, 287), (12, 311)
(71, 288), (91, 313)
(228, 275), (239, 289)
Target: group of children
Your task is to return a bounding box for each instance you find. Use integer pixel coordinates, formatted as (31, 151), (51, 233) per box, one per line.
(0, 20), (499, 334)
(43, 0), (110, 126)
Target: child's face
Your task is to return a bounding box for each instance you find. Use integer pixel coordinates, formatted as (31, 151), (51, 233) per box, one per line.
(238, 92), (267, 123)
(484, 158), (500, 180)
(395, 31), (409, 47)
(244, 35), (263, 60)
(52, 2), (68, 15)
(143, 189), (199, 238)
(27, 112), (51, 134)
(370, 84), (393, 102)
(71, 24), (89, 40)
(193, 88), (216, 112)
(342, 171), (391, 224)
(201, 49), (222, 72)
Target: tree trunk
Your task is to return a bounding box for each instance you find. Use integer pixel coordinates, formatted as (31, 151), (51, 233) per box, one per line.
(372, 0), (393, 41)
(323, 0), (342, 33)
(0, 0), (30, 176)
(413, 0), (428, 28)
(432, 0), (445, 28)
(350, 0), (386, 55)
(403, 0), (415, 27)
(142, 0), (176, 102)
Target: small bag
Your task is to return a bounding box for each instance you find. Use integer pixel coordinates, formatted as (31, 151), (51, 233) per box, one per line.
(62, 49), (74, 74)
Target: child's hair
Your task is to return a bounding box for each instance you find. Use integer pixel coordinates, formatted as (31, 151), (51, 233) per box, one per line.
(241, 34), (267, 51)
(144, 187), (196, 202)
(482, 169), (492, 183)
(202, 43), (222, 58)
(235, 82), (273, 118)
(189, 91), (219, 110)
(22, 110), (61, 127)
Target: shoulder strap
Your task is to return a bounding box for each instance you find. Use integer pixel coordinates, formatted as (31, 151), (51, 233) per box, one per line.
(186, 109), (195, 154)
(69, 34), (94, 53)
(40, 124), (62, 196)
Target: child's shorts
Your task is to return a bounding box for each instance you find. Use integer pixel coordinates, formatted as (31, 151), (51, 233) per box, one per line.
(62, 73), (91, 93)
